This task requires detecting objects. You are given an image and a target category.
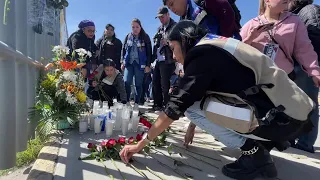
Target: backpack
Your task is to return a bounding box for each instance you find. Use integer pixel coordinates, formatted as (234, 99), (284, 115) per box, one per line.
(194, 0), (242, 28)
(197, 34), (314, 139)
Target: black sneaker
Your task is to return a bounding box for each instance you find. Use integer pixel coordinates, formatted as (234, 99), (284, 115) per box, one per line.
(222, 142), (278, 180)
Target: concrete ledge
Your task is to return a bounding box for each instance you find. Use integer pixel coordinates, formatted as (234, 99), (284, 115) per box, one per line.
(27, 131), (63, 180)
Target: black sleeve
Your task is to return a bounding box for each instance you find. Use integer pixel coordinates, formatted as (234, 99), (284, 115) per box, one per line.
(95, 38), (102, 49)
(144, 34), (153, 67)
(164, 50), (216, 120)
(121, 34), (129, 64)
(116, 39), (123, 62)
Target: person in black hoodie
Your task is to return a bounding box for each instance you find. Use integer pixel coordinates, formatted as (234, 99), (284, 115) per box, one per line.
(288, 0), (320, 153)
(66, 20), (98, 79)
(152, 7), (177, 111)
(96, 24), (123, 71)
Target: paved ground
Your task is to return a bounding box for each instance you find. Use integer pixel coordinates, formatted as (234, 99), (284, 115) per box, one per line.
(2, 107), (320, 180)
(51, 112), (320, 180)
(0, 164), (32, 180)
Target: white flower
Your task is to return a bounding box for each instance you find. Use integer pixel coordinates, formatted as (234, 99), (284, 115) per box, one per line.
(87, 51), (92, 58)
(66, 93), (77, 105)
(62, 71), (77, 84)
(52, 45), (70, 55)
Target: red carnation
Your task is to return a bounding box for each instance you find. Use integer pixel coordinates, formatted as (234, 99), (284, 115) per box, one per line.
(128, 137), (134, 144)
(101, 141), (107, 147)
(136, 134), (143, 141)
(106, 139), (116, 149)
(118, 137), (126, 145)
(87, 143), (95, 149)
(144, 121), (152, 128)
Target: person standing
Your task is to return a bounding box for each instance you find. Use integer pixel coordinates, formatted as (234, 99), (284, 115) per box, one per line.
(96, 24), (123, 71)
(152, 7), (177, 112)
(288, 0), (320, 153)
(121, 19), (152, 103)
(162, 0), (242, 39)
(67, 20), (98, 79)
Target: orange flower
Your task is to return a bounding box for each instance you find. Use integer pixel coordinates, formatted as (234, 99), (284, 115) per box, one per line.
(45, 63), (54, 70)
(59, 61), (77, 70)
(67, 85), (75, 93)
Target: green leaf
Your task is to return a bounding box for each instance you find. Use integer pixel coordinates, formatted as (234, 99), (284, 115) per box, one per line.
(167, 143), (173, 155)
(143, 146), (150, 154)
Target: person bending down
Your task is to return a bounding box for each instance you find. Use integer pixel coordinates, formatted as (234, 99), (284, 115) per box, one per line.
(119, 21), (313, 180)
(87, 59), (127, 106)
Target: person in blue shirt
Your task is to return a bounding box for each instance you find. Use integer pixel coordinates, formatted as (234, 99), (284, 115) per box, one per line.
(121, 19), (152, 103)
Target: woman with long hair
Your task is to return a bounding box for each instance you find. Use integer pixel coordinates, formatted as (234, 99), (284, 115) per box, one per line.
(119, 20), (314, 179)
(121, 18), (152, 103)
(240, 0), (320, 83)
(240, 0), (320, 153)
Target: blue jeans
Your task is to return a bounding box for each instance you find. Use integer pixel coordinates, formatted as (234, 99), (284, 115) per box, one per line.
(185, 102), (247, 149)
(294, 67), (319, 149)
(124, 62), (145, 103)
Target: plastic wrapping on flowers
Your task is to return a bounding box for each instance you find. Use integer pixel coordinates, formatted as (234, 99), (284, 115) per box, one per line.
(29, 45), (91, 139)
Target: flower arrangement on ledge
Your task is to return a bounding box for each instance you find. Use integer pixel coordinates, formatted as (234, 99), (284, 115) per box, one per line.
(29, 45), (91, 139)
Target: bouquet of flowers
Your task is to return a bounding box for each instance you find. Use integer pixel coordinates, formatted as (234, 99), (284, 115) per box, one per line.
(86, 65), (112, 102)
(29, 45), (91, 139)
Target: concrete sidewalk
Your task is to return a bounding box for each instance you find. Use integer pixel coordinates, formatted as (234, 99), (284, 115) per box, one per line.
(27, 112), (320, 180)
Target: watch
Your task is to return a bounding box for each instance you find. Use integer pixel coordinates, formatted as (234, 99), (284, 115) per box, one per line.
(142, 132), (151, 143)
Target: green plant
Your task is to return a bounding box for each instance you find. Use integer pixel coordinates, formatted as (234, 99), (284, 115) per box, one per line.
(0, 137), (46, 176)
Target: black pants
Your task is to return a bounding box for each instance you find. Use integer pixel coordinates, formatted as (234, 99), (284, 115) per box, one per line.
(152, 61), (176, 108)
(87, 84), (118, 106)
(139, 73), (152, 104)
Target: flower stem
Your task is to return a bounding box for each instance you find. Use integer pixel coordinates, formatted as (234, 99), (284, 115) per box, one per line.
(173, 147), (219, 169)
(100, 160), (114, 180)
(143, 152), (193, 180)
(132, 158), (166, 180)
(110, 157), (126, 180)
(172, 144), (221, 162)
(146, 166), (166, 180)
(151, 148), (202, 172)
(128, 162), (149, 179)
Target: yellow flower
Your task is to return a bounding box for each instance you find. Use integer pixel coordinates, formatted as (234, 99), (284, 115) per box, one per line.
(76, 92), (87, 103)
(47, 73), (56, 81)
(41, 79), (53, 89)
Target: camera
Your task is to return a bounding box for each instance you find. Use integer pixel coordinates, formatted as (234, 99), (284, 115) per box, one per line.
(153, 32), (163, 49)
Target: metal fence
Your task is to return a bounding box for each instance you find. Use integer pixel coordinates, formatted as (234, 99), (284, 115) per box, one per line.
(0, 0), (64, 170)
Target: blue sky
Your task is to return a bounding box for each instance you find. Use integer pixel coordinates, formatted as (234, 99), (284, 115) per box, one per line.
(66, 0), (320, 42)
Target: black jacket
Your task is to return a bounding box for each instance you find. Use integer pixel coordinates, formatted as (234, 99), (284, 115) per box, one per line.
(164, 44), (278, 121)
(96, 35), (123, 70)
(66, 30), (98, 65)
(152, 18), (176, 64)
(293, 4), (320, 60)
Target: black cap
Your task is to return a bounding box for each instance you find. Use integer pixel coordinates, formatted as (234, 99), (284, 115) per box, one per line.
(162, 0), (168, 5)
(155, 7), (169, 18)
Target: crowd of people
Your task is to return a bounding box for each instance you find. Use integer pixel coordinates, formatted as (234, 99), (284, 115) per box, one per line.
(66, 0), (320, 179)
